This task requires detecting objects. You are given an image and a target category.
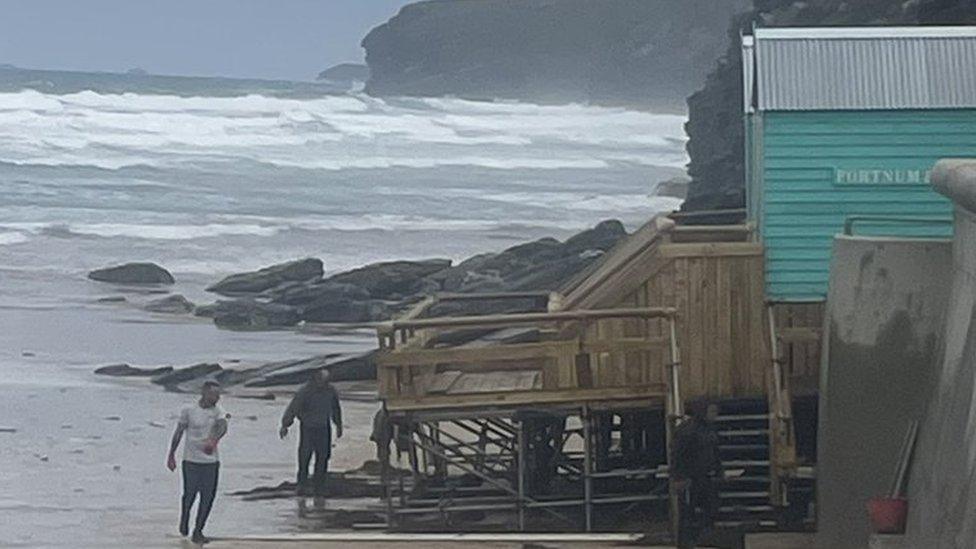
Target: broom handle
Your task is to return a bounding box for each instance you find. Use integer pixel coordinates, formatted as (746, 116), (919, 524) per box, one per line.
(890, 420), (919, 498)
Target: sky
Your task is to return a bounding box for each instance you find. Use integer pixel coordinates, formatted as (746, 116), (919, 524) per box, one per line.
(0, 0), (416, 81)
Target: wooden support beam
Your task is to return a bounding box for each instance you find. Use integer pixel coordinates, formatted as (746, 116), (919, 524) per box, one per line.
(388, 307), (677, 332)
(776, 326), (822, 344)
(377, 340), (576, 368)
(385, 385), (668, 412)
(658, 242), (763, 259)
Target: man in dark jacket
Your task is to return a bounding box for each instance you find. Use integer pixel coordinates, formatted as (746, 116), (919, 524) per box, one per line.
(672, 401), (721, 548)
(279, 369), (343, 495)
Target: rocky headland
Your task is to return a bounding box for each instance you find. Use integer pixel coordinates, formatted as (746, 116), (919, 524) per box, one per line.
(361, 0), (749, 110)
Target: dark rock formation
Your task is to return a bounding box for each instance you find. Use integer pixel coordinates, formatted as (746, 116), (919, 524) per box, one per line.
(300, 299), (390, 324)
(562, 219), (626, 255)
(683, 0), (976, 212)
(655, 174), (690, 200)
(195, 299), (301, 328)
(432, 219), (626, 294)
(317, 63), (369, 82)
(95, 351), (377, 394)
(362, 0), (749, 108)
(95, 364), (174, 377)
(144, 294), (195, 314)
(194, 221), (626, 328)
(88, 262), (174, 285)
(243, 353), (375, 387)
(265, 281), (369, 307)
(206, 258), (323, 296)
(326, 259), (451, 300)
(151, 363), (222, 388)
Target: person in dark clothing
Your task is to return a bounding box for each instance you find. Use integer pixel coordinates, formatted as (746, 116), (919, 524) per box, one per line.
(672, 401), (722, 549)
(370, 407), (392, 466)
(279, 369), (343, 495)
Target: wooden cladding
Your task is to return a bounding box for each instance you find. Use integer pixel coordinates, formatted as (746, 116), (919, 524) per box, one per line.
(591, 242), (772, 400)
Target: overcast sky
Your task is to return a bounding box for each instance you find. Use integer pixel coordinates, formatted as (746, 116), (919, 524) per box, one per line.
(0, 0), (415, 81)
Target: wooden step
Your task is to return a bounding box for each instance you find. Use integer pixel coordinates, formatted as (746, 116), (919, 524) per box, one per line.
(720, 491), (770, 499)
(719, 504), (775, 513)
(720, 476), (770, 484)
(723, 459), (770, 467)
(716, 414), (769, 422)
(719, 444), (769, 451)
(718, 429), (769, 437)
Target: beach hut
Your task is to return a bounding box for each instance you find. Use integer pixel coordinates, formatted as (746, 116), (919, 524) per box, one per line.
(742, 26), (976, 302)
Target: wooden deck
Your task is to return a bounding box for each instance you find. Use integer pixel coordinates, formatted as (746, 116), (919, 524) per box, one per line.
(374, 215), (819, 412)
(376, 306), (677, 412)
(371, 214), (822, 532)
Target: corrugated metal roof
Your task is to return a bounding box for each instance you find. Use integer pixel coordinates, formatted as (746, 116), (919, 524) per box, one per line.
(750, 26), (976, 111)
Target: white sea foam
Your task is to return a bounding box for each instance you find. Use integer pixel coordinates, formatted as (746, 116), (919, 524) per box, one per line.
(0, 232), (29, 246)
(0, 222), (278, 241)
(0, 89), (688, 171)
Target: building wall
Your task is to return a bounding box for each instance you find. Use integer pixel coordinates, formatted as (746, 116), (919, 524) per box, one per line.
(757, 109), (970, 301)
(906, 160), (976, 548)
(815, 235), (951, 549)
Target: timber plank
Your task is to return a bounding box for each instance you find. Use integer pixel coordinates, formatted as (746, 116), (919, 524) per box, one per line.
(378, 340), (578, 368)
(385, 384), (668, 412)
(658, 242), (763, 259)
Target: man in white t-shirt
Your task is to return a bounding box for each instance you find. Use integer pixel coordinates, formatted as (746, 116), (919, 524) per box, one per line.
(166, 381), (229, 544)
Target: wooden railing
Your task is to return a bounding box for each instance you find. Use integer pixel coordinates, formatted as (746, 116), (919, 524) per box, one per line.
(376, 307), (679, 412)
(766, 305), (799, 506)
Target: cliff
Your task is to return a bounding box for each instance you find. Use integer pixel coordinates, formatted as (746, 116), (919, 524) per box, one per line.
(317, 63), (369, 83)
(683, 0), (976, 212)
(361, 0), (749, 110)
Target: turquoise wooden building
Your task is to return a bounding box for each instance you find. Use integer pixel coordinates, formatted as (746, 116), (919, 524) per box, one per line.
(742, 27), (976, 301)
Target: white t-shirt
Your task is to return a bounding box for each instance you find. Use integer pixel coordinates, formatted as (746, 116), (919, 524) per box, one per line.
(178, 403), (227, 464)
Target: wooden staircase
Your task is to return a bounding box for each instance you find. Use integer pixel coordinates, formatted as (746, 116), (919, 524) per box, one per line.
(714, 398), (778, 529)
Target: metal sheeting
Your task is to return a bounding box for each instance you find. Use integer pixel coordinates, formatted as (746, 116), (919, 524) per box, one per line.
(752, 27), (976, 111)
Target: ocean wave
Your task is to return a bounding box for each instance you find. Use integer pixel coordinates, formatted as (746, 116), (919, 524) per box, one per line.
(215, 213), (585, 233)
(445, 190), (683, 213)
(0, 89), (688, 171)
(265, 156), (611, 171)
(0, 232), (29, 246)
(0, 222), (278, 241)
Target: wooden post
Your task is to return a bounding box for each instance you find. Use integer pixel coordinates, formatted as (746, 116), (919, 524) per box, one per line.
(517, 420), (527, 531)
(666, 315), (682, 542)
(381, 408), (394, 529)
(582, 405), (593, 532)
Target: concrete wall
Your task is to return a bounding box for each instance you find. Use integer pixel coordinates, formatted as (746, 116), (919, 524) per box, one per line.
(815, 234), (952, 549)
(905, 160), (976, 548)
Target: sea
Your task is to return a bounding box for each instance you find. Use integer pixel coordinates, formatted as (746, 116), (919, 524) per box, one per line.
(0, 66), (686, 546)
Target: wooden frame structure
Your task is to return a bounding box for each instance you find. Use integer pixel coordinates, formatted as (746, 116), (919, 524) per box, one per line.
(373, 215), (820, 533)
(376, 303), (683, 531)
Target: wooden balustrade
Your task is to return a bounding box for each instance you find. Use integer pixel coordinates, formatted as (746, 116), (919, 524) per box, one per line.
(376, 307), (678, 412)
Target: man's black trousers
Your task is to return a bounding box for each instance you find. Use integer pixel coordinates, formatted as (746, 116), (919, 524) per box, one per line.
(181, 461), (219, 536)
(298, 424), (331, 494)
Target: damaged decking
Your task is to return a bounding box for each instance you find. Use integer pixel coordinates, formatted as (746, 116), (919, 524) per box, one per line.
(371, 216), (813, 534)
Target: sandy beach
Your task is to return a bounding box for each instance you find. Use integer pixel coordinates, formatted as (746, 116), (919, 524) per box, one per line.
(0, 378), (382, 548)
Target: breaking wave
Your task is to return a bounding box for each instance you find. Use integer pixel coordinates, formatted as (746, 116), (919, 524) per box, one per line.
(0, 89), (688, 171)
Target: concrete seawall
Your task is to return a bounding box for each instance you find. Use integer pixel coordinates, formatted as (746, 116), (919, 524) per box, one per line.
(906, 160), (976, 548)
(816, 234), (952, 549)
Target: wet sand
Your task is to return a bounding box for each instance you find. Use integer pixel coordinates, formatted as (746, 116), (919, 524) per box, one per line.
(0, 380), (380, 548)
